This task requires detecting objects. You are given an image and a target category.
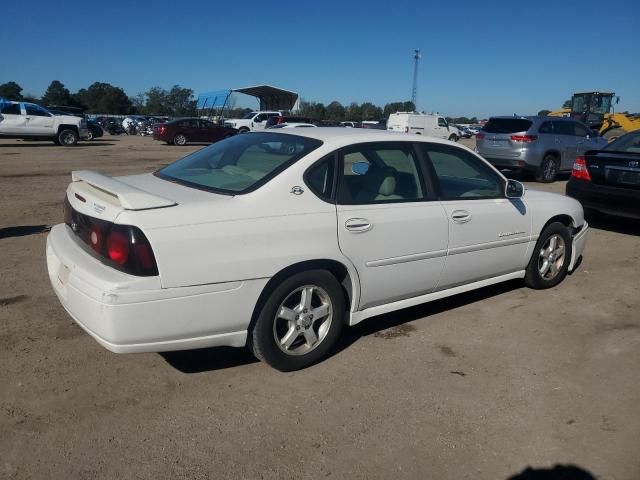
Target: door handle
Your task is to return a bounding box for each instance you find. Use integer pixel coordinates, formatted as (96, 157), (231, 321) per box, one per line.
(451, 210), (471, 223)
(345, 218), (372, 233)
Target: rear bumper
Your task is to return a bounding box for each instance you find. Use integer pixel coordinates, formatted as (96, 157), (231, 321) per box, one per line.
(46, 224), (269, 353)
(566, 179), (640, 219)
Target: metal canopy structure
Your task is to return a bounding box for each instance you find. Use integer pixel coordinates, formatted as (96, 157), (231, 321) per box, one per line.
(231, 85), (299, 111)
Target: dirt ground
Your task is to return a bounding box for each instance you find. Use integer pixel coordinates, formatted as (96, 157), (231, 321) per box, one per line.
(1, 134), (639, 480)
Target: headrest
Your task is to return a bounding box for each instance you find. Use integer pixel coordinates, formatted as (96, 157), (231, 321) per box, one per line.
(378, 175), (396, 196)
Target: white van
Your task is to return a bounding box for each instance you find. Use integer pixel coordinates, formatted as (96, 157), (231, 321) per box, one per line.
(387, 112), (458, 141)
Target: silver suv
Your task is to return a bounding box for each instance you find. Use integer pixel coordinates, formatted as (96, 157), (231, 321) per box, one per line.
(476, 116), (607, 182)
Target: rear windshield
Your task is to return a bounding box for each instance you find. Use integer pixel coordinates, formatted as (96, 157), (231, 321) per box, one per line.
(156, 132), (322, 194)
(604, 130), (640, 153)
(482, 118), (532, 134)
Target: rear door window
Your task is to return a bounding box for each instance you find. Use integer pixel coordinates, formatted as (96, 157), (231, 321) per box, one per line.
(552, 121), (574, 136)
(337, 143), (425, 205)
(1, 103), (22, 115)
(482, 118), (532, 134)
(538, 121), (553, 134)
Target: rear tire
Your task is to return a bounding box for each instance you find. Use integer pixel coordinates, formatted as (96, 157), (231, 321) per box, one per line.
(86, 130), (94, 141)
(524, 222), (572, 289)
(173, 133), (187, 146)
(57, 129), (78, 146)
(250, 270), (345, 371)
(536, 154), (558, 183)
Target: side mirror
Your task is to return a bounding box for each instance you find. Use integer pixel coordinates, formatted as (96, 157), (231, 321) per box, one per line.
(505, 179), (525, 199)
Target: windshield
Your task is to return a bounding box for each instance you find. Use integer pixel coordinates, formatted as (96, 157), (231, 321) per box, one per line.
(157, 132), (323, 194)
(604, 131), (640, 153)
(242, 112), (257, 119)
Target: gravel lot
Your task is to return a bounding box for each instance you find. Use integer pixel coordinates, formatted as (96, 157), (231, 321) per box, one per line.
(1, 135), (639, 479)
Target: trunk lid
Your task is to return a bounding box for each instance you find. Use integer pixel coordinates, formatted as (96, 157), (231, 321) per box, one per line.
(585, 150), (640, 189)
(67, 170), (177, 223)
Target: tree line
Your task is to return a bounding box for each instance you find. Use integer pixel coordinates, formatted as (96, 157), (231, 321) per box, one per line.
(0, 80), (197, 116)
(0, 80), (480, 123)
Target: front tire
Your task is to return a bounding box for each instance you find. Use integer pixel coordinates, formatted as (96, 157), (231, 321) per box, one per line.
(238, 127), (250, 134)
(173, 133), (187, 146)
(536, 154), (558, 183)
(250, 270), (345, 371)
(448, 134), (458, 142)
(525, 222), (572, 289)
(57, 129), (78, 146)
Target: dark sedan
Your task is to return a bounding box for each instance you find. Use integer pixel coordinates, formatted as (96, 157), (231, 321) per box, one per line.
(153, 118), (237, 146)
(566, 130), (640, 219)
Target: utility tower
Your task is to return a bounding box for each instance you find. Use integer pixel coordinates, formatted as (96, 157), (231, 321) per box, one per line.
(411, 49), (421, 109)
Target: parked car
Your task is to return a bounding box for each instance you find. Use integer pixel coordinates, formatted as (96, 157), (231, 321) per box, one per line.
(0, 99), (88, 146)
(265, 115), (314, 129)
(153, 118), (236, 145)
(387, 112), (459, 141)
(456, 125), (473, 138)
(47, 129), (589, 371)
(340, 121), (358, 128)
(360, 120), (387, 130)
(476, 116), (607, 182)
(467, 126), (480, 135)
(48, 109), (104, 141)
(566, 129), (640, 219)
(224, 111), (283, 132)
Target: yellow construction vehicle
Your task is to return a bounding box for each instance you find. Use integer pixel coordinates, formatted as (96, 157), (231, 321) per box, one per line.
(549, 91), (640, 142)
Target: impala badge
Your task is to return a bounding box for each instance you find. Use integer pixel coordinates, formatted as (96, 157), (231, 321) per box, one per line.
(290, 186), (304, 195)
(629, 161), (639, 168)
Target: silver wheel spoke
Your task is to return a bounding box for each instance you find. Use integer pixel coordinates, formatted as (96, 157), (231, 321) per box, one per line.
(549, 235), (557, 251)
(280, 327), (299, 349)
(549, 262), (559, 276)
(311, 303), (330, 320)
(278, 306), (296, 323)
(540, 259), (550, 276)
(554, 245), (565, 258)
(300, 287), (314, 311)
(303, 328), (318, 346)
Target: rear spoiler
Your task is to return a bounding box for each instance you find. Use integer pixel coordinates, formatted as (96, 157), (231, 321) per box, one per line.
(71, 170), (176, 210)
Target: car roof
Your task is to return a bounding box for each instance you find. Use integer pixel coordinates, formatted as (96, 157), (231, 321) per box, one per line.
(251, 127), (457, 148)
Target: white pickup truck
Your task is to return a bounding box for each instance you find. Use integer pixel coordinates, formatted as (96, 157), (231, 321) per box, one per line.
(0, 100), (88, 146)
(224, 111), (282, 133)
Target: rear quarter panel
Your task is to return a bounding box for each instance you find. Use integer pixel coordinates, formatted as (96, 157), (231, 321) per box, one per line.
(120, 159), (355, 290)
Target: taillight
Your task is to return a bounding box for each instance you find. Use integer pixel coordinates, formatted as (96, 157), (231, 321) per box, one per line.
(64, 202), (158, 276)
(476, 133), (485, 140)
(510, 135), (538, 142)
(106, 228), (130, 265)
(571, 156), (591, 181)
(159, 126), (166, 135)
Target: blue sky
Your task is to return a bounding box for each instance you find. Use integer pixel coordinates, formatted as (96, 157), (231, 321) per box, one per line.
(2, 0), (638, 118)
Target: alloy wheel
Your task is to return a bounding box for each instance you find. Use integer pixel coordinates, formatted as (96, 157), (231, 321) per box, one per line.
(538, 234), (566, 280)
(272, 285), (333, 356)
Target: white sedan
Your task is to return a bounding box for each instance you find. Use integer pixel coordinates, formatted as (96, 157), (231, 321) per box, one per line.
(46, 129), (589, 371)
